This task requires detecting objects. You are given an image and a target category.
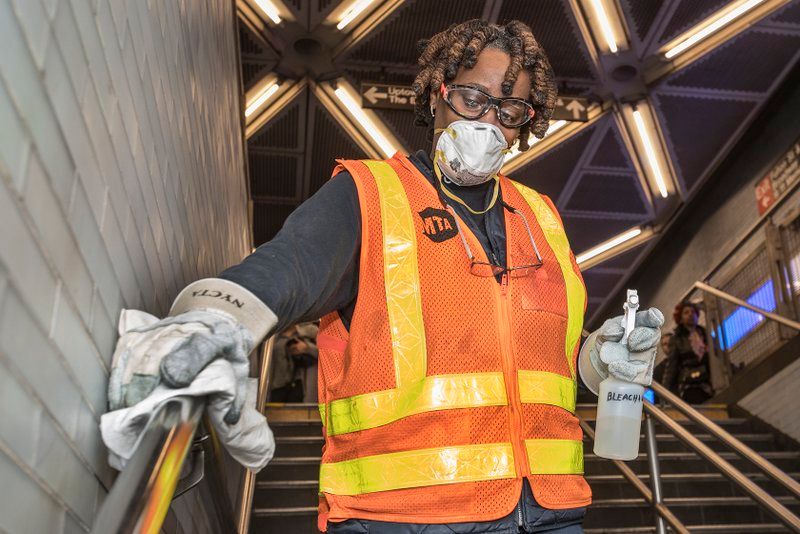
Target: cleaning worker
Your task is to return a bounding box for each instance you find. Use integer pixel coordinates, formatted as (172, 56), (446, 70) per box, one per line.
(109, 19), (663, 533)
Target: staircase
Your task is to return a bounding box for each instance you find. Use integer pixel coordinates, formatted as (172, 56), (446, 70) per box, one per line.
(249, 403), (800, 533)
(582, 404), (800, 533)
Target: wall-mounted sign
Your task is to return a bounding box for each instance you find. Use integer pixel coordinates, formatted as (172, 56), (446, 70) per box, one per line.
(755, 137), (800, 215)
(360, 82), (589, 122)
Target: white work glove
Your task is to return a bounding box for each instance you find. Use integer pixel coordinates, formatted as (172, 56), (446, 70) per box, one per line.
(108, 278), (276, 424)
(108, 309), (253, 424)
(579, 308), (664, 394)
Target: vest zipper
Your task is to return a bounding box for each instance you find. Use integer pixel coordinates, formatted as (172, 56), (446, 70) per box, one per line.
(496, 274), (530, 484)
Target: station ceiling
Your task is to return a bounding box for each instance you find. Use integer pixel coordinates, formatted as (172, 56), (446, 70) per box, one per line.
(236, 0), (800, 322)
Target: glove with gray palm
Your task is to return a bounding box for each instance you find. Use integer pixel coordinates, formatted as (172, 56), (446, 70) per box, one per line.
(578, 307), (664, 395)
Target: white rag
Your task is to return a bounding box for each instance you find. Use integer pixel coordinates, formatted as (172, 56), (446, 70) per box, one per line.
(100, 359), (274, 472)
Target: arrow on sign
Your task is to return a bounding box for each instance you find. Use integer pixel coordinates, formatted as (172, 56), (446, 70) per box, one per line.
(565, 99), (586, 120)
(364, 86), (388, 105)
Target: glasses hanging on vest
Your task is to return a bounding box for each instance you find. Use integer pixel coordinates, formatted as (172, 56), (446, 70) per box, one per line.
(444, 203), (544, 278)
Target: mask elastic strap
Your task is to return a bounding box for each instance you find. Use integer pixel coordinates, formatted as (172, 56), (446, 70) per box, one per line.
(433, 150), (500, 216)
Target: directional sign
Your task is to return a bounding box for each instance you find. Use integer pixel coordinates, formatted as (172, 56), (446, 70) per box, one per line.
(361, 83), (417, 110)
(552, 97), (589, 122)
(361, 82), (588, 122)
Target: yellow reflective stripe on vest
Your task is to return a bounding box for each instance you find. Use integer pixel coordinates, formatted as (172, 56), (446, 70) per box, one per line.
(320, 443), (516, 495)
(364, 160), (427, 388)
(525, 439), (584, 475)
(517, 370), (576, 413)
(510, 182), (586, 379)
(322, 162), (510, 436)
(325, 372), (508, 436)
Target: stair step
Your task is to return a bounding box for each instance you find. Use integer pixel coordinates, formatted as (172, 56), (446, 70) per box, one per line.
(592, 496), (798, 507)
(253, 506), (318, 516)
(587, 472), (800, 499)
(586, 495), (800, 529)
(273, 436), (324, 457)
(260, 457), (321, 480)
(270, 421), (323, 438)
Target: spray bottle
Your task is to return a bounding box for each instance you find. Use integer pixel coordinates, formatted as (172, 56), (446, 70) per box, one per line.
(593, 289), (644, 461)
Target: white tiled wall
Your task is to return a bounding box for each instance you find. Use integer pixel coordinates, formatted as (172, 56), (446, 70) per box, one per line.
(740, 357), (800, 442)
(0, 0), (249, 532)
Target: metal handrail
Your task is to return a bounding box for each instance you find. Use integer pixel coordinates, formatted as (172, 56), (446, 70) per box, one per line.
(237, 336), (276, 534)
(651, 381), (800, 501)
(579, 420), (690, 534)
(644, 397), (800, 532)
(695, 281), (800, 331)
(91, 397), (204, 534)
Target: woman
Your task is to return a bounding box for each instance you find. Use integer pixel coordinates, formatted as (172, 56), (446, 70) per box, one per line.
(111, 18), (663, 533)
(663, 302), (713, 403)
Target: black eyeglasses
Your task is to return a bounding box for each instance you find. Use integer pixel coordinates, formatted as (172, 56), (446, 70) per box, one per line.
(440, 83), (535, 129)
(444, 203), (544, 278)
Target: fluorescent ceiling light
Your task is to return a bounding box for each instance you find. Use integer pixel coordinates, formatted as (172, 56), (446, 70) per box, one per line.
(254, 0), (282, 24)
(504, 120), (568, 162)
(334, 86), (396, 158)
(664, 0), (766, 59)
(589, 0), (618, 53)
(576, 227), (642, 265)
(632, 108), (668, 199)
(245, 83), (280, 118)
(337, 0), (376, 30)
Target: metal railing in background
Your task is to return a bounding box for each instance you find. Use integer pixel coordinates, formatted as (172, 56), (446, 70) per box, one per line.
(646, 382), (800, 532)
(683, 212), (800, 390)
(91, 398), (204, 534)
(237, 336), (276, 534)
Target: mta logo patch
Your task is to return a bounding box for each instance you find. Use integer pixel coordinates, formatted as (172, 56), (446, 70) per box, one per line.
(418, 207), (458, 243)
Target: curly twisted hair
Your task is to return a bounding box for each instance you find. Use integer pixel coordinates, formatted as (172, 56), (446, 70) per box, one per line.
(412, 19), (557, 151)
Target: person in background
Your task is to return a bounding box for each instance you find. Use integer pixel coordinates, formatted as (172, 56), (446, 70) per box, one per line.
(663, 302), (713, 403)
(652, 331), (672, 386)
(269, 323), (319, 402)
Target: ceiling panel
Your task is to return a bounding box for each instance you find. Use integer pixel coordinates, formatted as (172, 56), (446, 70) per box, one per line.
(249, 153), (301, 199)
(653, 92), (758, 192)
(562, 214), (641, 253)
(239, 24), (278, 92)
(565, 172), (649, 216)
(341, 0), (486, 66)
(250, 96), (304, 149)
(307, 93), (369, 197)
(511, 125), (596, 202)
(771, 1), (800, 24)
(665, 30), (800, 94)
(496, 0), (597, 82)
(620, 0), (667, 47)
(588, 124), (631, 169)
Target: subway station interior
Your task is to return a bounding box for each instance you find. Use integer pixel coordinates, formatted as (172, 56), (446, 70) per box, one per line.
(1, 0), (800, 532)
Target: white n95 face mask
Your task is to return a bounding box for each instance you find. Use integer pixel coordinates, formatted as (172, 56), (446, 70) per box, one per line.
(434, 120), (509, 186)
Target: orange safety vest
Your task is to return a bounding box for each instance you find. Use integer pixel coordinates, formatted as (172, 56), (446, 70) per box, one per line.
(315, 153), (590, 530)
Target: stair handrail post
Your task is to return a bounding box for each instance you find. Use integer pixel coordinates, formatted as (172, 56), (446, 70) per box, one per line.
(644, 414), (667, 534)
(644, 400), (800, 532)
(238, 336), (276, 534)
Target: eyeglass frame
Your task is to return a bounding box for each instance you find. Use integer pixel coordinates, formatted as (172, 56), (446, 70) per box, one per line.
(439, 83), (536, 129)
(443, 202), (544, 277)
